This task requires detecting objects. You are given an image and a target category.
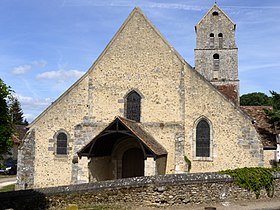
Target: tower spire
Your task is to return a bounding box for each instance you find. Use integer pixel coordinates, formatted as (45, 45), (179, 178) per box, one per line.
(194, 4), (239, 104)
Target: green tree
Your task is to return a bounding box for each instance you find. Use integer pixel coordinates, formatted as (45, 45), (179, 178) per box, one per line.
(0, 79), (13, 160)
(8, 96), (24, 125)
(240, 92), (272, 106)
(23, 119), (29, 125)
(266, 91), (280, 127)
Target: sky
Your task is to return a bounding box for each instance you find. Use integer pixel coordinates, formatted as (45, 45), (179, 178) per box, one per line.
(0, 0), (280, 123)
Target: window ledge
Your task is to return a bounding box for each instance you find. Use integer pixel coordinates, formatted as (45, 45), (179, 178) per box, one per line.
(193, 157), (213, 162)
(54, 154), (69, 159)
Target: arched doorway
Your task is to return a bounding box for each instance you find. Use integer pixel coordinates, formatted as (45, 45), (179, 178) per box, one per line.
(78, 116), (168, 181)
(122, 148), (144, 178)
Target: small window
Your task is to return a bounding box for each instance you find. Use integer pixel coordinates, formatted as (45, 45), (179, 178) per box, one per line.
(213, 54), (220, 71)
(213, 54), (219, 60)
(210, 33), (214, 38)
(196, 120), (210, 157)
(56, 133), (67, 155)
(212, 11), (219, 16)
(125, 91), (141, 122)
(218, 33), (223, 49)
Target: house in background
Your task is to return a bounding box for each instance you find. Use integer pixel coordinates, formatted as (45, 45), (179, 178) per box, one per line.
(241, 106), (279, 165)
(16, 4), (278, 190)
(11, 125), (27, 160)
(1, 125), (27, 174)
(2, 125), (27, 162)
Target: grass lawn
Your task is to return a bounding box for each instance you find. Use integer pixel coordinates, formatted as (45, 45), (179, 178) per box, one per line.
(0, 184), (15, 192)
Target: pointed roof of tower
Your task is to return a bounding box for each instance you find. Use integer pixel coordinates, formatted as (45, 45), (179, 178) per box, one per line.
(195, 4), (236, 32)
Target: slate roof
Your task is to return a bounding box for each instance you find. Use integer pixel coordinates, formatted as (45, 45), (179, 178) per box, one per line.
(78, 116), (167, 158)
(241, 106), (277, 148)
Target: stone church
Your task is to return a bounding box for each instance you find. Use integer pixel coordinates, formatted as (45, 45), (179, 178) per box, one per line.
(16, 4), (277, 190)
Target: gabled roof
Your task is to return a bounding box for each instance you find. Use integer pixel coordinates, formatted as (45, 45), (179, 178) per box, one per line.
(195, 4), (236, 31)
(28, 7), (192, 128)
(28, 6), (253, 135)
(78, 116), (167, 158)
(241, 106), (277, 148)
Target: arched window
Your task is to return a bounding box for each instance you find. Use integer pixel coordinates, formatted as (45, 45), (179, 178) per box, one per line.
(210, 33), (214, 37)
(196, 120), (210, 157)
(212, 11), (219, 16)
(213, 53), (220, 75)
(213, 54), (219, 60)
(126, 91), (141, 122)
(218, 33), (223, 38)
(56, 132), (67, 155)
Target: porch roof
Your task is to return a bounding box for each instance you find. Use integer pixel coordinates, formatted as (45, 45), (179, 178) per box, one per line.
(77, 116), (167, 158)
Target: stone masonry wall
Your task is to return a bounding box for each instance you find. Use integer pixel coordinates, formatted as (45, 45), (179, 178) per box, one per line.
(195, 49), (238, 81)
(195, 4), (238, 102)
(184, 67), (263, 172)
(4, 172), (280, 210)
(16, 129), (35, 190)
(196, 5), (236, 50)
(29, 76), (89, 188)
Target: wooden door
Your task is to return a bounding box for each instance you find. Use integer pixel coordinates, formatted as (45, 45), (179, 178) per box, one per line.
(122, 148), (144, 178)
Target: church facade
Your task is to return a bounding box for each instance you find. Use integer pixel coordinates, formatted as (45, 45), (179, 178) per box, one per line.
(17, 5), (275, 190)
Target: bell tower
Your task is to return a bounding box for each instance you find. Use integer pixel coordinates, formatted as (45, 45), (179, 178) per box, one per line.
(195, 4), (239, 104)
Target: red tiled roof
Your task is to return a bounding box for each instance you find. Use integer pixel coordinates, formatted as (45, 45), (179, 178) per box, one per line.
(241, 106), (277, 148)
(12, 124), (27, 145)
(216, 84), (239, 104)
(118, 117), (167, 156)
(78, 116), (167, 158)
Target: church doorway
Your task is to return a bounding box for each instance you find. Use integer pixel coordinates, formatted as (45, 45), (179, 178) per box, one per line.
(78, 116), (167, 181)
(122, 148), (144, 178)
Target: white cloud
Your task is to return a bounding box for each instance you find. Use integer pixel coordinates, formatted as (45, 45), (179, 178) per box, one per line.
(15, 94), (53, 123)
(32, 60), (48, 67)
(22, 113), (35, 122)
(63, 0), (206, 11)
(36, 69), (85, 81)
(16, 94), (52, 107)
(146, 3), (205, 11)
(12, 65), (32, 75)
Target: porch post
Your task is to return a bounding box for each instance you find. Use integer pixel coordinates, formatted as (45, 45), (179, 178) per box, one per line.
(76, 156), (89, 184)
(144, 157), (156, 176)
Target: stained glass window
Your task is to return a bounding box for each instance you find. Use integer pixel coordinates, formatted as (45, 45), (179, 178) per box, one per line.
(196, 120), (210, 157)
(126, 91), (141, 122)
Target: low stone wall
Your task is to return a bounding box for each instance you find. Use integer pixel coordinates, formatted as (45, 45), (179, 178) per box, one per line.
(1, 172), (280, 210)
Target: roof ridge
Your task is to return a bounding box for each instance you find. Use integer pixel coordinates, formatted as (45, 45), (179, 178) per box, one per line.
(28, 7), (193, 127)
